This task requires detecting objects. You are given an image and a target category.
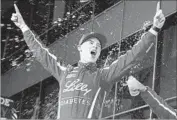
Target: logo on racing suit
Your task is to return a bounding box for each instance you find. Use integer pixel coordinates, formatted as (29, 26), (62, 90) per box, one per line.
(60, 97), (91, 106)
(63, 79), (92, 96)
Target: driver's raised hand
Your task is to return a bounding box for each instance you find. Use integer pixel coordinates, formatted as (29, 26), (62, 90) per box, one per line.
(11, 4), (28, 31)
(153, 2), (165, 29)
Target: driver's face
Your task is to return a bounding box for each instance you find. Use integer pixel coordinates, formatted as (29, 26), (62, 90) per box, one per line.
(78, 38), (101, 63)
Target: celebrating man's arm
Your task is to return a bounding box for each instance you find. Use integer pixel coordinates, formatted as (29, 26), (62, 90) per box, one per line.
(127, 76), (177, 119)
(141, 87), (177, 119)
(101, 2), (165, 86)
(11, 4), (66, 79)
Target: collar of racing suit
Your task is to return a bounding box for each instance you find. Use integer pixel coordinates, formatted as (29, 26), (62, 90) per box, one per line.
(78, 62), (97, 72)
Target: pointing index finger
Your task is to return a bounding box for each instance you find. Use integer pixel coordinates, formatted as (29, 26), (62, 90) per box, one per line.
(156, 1), (161, 13)
(14, 4), (20, 14)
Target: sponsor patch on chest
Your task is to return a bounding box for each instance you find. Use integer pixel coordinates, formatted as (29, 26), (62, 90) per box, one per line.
(66, 73), (77, 78)
(63, 79), (92, 96)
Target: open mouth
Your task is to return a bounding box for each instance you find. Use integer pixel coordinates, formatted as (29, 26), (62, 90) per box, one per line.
(90, 50), (96, 56)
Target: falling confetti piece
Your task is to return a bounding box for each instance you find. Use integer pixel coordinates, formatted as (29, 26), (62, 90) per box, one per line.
(66, 12), (70, 15)
(58, 23), (61, 26)
(57, 18), (62, 22)
(80, 28), (85, 30)
(25, 49), (31, 53)
(53, 21), (58, 24)
(2, 39), (6, 42)
(0, 23), (5, 27)
(11, 61), (17, 66)
(26, 62), (31, 66)
(72, 15), (76, 18)
(80, 0), (90, 3)
(14, 38), (20, 42)
(7, 27), (12, 29)
(9, 38), (14, 41)
(6, 24), (11, 26)
(1, 58), (5, 60)
(15, 45), (19, 48)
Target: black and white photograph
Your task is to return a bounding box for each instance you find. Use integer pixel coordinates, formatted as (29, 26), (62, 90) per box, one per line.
(1, 0), (177, 119)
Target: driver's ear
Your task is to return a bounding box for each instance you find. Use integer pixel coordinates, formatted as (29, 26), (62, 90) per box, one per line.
(77, 45), (81, 52)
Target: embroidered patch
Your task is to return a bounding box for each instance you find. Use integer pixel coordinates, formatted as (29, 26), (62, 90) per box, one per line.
(60, 97), (91, 106)
(63, 79), (92, 96)
(66, 74), (76, 78)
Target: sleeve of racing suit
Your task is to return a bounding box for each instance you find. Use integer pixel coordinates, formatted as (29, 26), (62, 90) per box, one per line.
(141, 86), (177, 119)
(101, 29), (157, 88)
(22, 28), (66, 79)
